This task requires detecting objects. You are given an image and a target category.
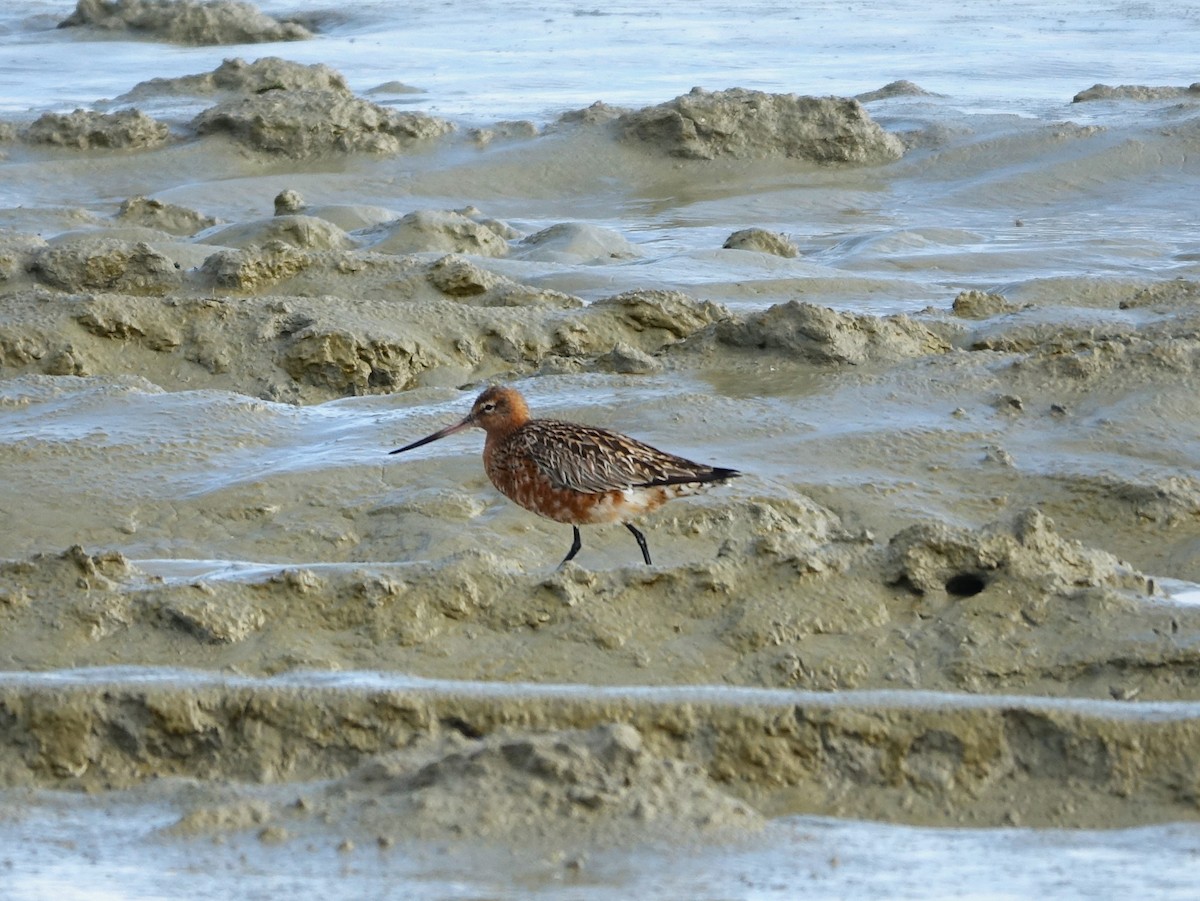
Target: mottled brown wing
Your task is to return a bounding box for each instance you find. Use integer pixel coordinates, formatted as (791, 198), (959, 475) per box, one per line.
(516, 420), (732, 494)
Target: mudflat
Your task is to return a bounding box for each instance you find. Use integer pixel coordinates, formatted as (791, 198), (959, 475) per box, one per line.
(3, 4), (1200, 893)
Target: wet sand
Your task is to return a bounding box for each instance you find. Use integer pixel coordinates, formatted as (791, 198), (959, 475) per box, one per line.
(3, 4), (1200, 894)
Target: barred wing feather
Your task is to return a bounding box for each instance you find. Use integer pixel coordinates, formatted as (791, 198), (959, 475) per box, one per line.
(517, 420), (734, 493)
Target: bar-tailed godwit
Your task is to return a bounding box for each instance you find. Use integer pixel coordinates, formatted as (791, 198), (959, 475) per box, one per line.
(390, 386), (740, 566)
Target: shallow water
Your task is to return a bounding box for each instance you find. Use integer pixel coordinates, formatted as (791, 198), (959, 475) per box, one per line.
(4, 1), (1198, 120)
(3, 1), (1199, 296)
(5, 799), (1200, 901)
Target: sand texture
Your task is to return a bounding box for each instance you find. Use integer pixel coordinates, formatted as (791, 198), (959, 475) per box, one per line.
(2, 26), (1200, 882)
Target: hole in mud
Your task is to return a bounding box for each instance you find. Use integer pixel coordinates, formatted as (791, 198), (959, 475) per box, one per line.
(944, 572), (987, 597)
(441, 716), (484, 739)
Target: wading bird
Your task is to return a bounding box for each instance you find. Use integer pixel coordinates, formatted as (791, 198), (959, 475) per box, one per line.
(390, 386), (740, 566)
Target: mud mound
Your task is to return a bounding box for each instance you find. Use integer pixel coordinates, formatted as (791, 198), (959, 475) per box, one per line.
(192, 91), (453, 158)
(424, 253), (504, 297)
(0, 234), (48, 283)
(951, 289), (1021, 320)
(1050, 472), (1200, 528)
(424, 255), (579, 308)
(876, 510), (1184, 695)
(366, 209), (511, 257)
(121, 57), (347, 102)
(469, 120), (540, 146)
(22, 109), (169, 150)
(1117, 279), (1200, 311)
(142, 581), (268, 644)
(1073, 83), (1200, 103)
(29, 238), (182, 295)
(59, 0), (311, 45)
(723, 228), (798, 257)
(856, 80), (942, 102)
(513, 223), (639, 263)
(199, 216), (357, 252)
(0, 545), (138, 604)
(618, 87), (904, 163)
(886, 509), (1149, 599)
(116, 197), (219, 236)
(968, 299), (1200, 386)
(705, 300), (950, 364)
(556, 101), (630, 127)
(193, 244), (572, 309)
(298, 723), (763, 845)
(195, 244), (315, 292)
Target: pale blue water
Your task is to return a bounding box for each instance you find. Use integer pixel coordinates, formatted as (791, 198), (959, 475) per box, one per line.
(2, 1), (1198, 122)
(4, 0), (1200, 294)
(5, 799), (1199, 900)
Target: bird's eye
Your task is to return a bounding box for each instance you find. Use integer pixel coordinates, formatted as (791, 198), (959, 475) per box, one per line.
(482, 402), (496, 413)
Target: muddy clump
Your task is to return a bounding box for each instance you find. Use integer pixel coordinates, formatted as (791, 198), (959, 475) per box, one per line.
(195, 244), (315, 292)
(876, 510), (1188, 695)
(1054, 472), (1200, 528)
(0, 546), (144, 643)
(192, 90), (453, 157)
(59, 0), (312, 45)
(469, 120), (540, 146)
(951, 289), (1021, 320)
(0, 235), (49, 283)
(968, 298), (1200, 386)
(0, 545), (139, 601)
(29, 238), (182, 295)
(199, 216), (358, 253)
(366, 209), (511, 257)
(723, 228), (799, 258)
(514, 223), (639, 263)
(231, 723), (765, 846)
(120, 57), (349, 102)
(618, 87), (905, 163)
(273, 190), (306, 215)
(556, 101), (630, 127)
(886, 508), (1150, 600)
(424, 254), (505, 297)
(22, 109), (170, 150)
(706, 300), (949, 364)
(116, 197), (220, 236)
(423, 254), (580, 309)
(1118, 279), (1200, 311)
(856, 79), (942, 102)
(1073, 83), (1200, 103)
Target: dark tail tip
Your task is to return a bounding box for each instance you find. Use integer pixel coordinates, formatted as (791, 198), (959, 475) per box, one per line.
(639, 465), (743, 488)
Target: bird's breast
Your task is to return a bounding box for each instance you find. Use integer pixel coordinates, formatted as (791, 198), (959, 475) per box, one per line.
(483, 445), (676, 525)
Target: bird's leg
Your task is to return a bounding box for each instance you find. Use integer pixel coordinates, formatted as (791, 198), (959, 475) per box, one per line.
(559, 525), (583, 568)
(625, 523), (652, 565)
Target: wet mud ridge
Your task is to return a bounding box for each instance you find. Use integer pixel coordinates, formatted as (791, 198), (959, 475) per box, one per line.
(3, 670), (1200, 840)
(2, 507), (1200, 841)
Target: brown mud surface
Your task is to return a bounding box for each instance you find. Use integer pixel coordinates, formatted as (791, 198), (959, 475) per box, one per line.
(2, 46), (1200, 863)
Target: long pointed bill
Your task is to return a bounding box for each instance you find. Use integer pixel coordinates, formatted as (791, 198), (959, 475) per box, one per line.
(389, 416), (474, 455)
